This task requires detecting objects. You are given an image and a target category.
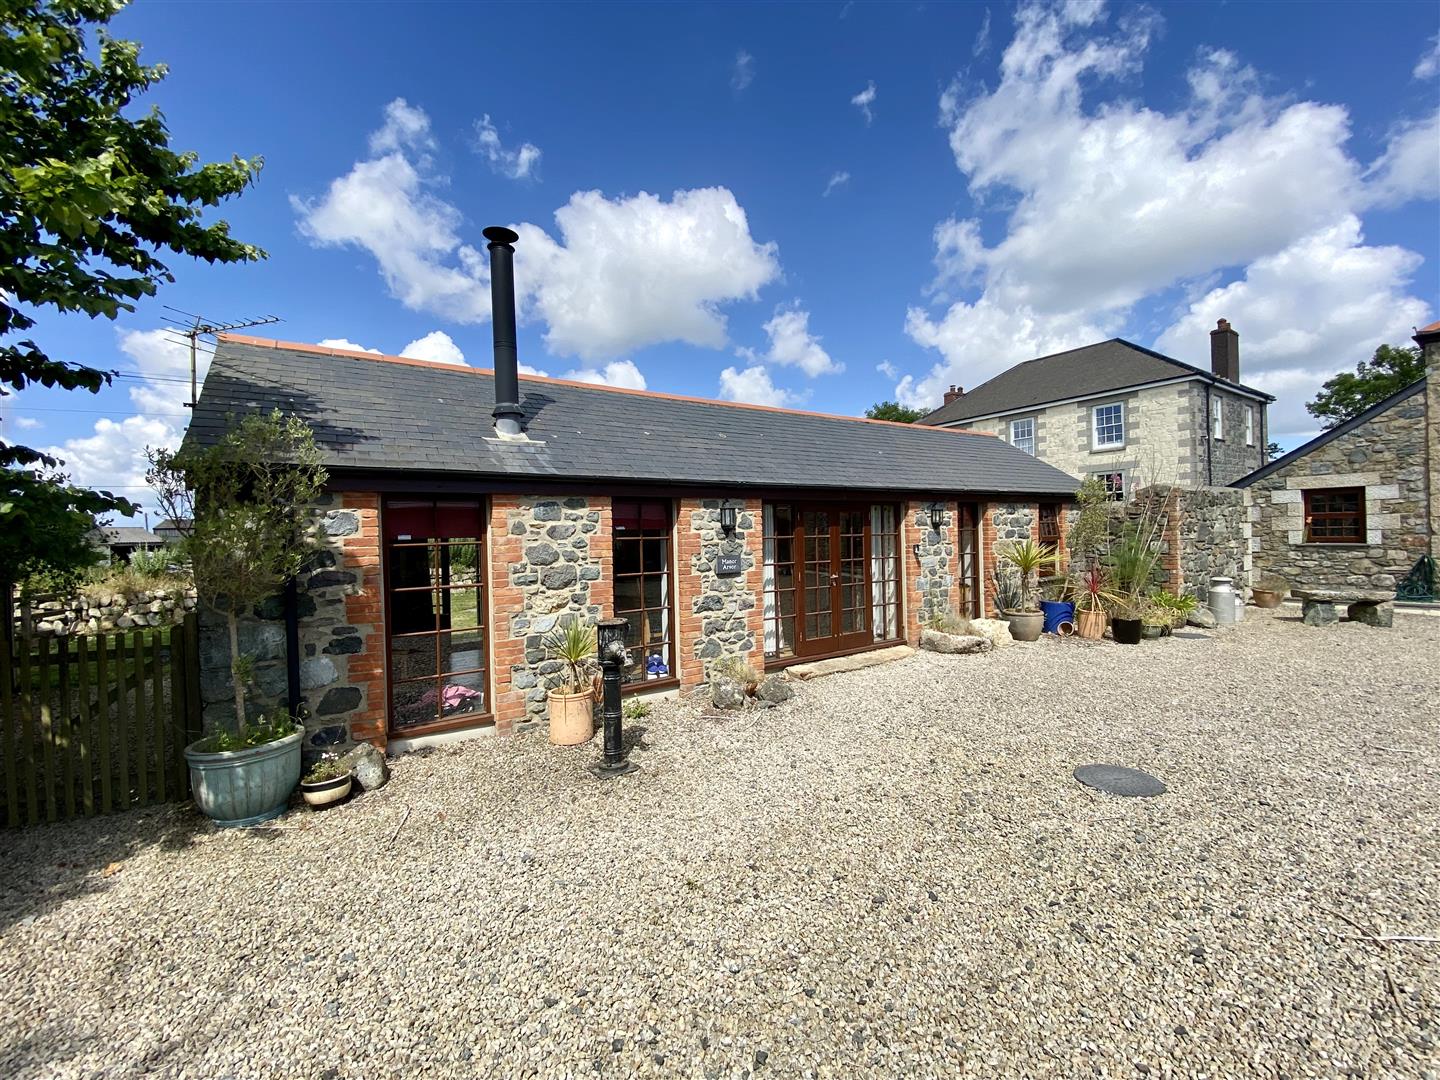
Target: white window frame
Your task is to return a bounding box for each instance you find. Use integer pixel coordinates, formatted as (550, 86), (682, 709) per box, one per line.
(1091, 402), (1125, 449)
(1009, 416), (1036, 456)
(1099, 471), (1125, 502)
(1213, 401), (1224, 440)
(1245, 405), (1255, 446)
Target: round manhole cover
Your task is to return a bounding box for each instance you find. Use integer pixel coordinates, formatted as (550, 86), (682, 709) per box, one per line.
(1074, 764), (1167, 797)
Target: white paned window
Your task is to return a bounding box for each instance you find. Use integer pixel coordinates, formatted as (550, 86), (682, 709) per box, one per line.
(1009, 417), (1036, 456)
(1245, 405), (1255, 446)
(1100, 472), (1125, 502)
(1213, 402), (1224, 440)
(1092, 402), (1124, 448)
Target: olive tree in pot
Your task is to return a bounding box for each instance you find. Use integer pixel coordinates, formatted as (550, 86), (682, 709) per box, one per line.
(997, 539), (1058, 642)
(148, 411), (327, 826)
(543, 619), (597, 745)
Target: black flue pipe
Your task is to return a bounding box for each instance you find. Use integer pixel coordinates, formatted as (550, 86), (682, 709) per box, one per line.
(484, 225), (524, 437)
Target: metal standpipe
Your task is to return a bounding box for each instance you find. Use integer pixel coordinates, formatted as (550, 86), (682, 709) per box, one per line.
(590, 617), (638, 778)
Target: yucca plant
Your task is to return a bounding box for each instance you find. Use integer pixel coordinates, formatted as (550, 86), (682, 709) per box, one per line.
(543, 619), (597, 694)
(997, 539), (1059, 613)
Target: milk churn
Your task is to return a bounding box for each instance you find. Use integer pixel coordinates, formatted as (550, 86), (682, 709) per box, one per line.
(1209, 576), (1237, 626)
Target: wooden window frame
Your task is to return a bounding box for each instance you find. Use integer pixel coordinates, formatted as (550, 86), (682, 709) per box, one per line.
(1303, 487), (1366, 545)
(611, 498), (678, 692)
(382, 497), (492, 738)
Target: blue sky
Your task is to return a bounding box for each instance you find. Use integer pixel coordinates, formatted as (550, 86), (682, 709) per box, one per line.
(9, 0), (1439, 521)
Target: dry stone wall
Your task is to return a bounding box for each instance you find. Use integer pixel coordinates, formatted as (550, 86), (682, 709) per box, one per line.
(17, 587), (196, 637)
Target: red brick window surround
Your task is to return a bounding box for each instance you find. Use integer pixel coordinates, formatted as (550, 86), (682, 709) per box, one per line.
(383, 498), (489, 735)
(612, 498), (676, 685)
(1303, 487), (1365, 544)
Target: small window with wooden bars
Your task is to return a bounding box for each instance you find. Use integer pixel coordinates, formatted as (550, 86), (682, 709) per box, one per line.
(1303, 487), (1365, 544)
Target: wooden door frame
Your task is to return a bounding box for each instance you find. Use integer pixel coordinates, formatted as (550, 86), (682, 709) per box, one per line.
(793, 503), (872, 658)
(955, 501), (982, 620)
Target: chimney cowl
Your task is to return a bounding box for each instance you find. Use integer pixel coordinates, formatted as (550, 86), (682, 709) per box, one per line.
(1209, 318), (1240, 383)
(485, 225), (525, 437)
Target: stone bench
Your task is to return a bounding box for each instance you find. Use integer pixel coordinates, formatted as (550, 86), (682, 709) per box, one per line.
(1292, 589), (1395, 628)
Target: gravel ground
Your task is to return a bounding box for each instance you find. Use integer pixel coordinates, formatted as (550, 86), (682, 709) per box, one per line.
(1, 608), (1437, 1079)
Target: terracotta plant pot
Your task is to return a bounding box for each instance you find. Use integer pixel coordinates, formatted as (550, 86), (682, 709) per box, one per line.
(1075, 608), (1107, 640)
(1251, 589), (1284, 609)
(1003, 610), (1044, 643)
(301, 772), (353, 808)
(548, 689), (595, 746)
(1111, 617), (1143, 645)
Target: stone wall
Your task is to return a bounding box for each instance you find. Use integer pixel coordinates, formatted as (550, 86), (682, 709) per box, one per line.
(1175, 487), (1249, 599)
(904, 503), (958, 635)
(196, 491), (385, 758)
(489, 496), (611, 734)
(1426, 356), (1439, 562)
(17, 586), (196, 637)
(1201, 386), (1266, 487)
(1248, 385), (1429, 592)
(677, 498), (762, 684)
(982, 503), (1037, 615)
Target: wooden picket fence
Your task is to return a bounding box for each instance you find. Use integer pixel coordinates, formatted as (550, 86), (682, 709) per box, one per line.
(1, 613), (201, 828)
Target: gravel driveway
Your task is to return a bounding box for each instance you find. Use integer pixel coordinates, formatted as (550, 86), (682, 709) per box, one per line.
(2, 609), (1437, 1079)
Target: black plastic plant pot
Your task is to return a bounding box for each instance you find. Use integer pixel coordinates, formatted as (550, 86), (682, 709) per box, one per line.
(1111, 617), (1143, 645)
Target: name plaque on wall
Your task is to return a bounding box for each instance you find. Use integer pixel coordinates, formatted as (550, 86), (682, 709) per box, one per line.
(716, 553), (744, 577)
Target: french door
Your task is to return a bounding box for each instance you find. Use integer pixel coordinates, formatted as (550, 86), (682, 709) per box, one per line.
(796, 505), (871, 657)
(956, 502), (981, 619)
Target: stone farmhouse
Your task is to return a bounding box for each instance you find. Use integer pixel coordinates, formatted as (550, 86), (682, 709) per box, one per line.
(187, 227), (1077, 754)
(1235, 321), (1439, 598)
(920, 322), (1274, 494)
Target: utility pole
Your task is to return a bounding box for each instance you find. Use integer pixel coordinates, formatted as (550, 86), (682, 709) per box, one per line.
(163, 308), (282, 408)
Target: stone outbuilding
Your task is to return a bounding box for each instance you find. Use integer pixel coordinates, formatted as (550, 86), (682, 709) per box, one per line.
(185, 229), (1078, 756)
(1235, 321), (1439, 597)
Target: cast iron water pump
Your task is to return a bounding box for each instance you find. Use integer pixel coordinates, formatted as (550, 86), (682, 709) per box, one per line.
(591, 617), (637, 777)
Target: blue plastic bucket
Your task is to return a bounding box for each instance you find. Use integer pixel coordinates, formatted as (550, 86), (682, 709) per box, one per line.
(1039, 600), (1076, 635)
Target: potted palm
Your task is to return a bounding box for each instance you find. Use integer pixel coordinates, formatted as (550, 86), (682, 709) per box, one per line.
(997, 538), (1058, 642)
(149, 411), (327, 827)
(543, 619), (597, 745)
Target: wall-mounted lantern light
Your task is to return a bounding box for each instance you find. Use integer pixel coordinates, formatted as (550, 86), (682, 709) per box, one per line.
(720, 504), (738, 536)
(928, 503), (945, 532)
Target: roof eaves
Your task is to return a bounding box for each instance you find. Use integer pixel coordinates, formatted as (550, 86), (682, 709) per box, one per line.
(1232, 377), (1426, 487)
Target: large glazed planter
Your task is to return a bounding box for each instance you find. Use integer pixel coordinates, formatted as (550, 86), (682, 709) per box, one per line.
(1111, 617), (1143, 645)
(185, 728), (303, 828)
(1003, 610), (1044, 643)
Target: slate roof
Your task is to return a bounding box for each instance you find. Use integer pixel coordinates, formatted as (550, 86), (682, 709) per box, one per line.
(187, 336), (1079, 497)
(920, 338), (1274, 426)
(1233, 376), (1427, 488)
(98, 527), (162, 546)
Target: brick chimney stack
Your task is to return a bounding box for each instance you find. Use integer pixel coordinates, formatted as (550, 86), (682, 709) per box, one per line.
(1210, 318), (1240, 383)
(942, 384), (964, 405)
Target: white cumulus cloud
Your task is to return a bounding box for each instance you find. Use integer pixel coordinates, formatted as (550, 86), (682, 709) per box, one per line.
(1364, 109), (1440, 208)
(851, 80), (877, 124)
(401, 330), (466, 364)
(295, 101), (781, 364)
(899, 1), (1433, 422)
(718, 365), (800, 408)
(560, 360), (647, 390)
(318, 338), (381, 354)
(738, 304), (843, 377)
(475, 114), (542, 180)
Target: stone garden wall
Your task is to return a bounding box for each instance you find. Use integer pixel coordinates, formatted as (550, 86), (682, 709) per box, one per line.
(488, 496), (611, 734)
(16, 586), (196, 637)
(981, 503), (1037, 616)
(1176, 487), (1250, 599)
(905, 503), (959, 633)
(676, 498), (762, 685)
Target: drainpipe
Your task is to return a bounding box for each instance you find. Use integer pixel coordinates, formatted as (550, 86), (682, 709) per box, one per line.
(1205, 384), (1214, 487)
(284, 575), (301, 717)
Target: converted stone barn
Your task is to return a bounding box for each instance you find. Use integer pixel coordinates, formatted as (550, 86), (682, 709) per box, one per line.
(1235, 321), (1439, 596)
(186, 230), (1077, 754)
